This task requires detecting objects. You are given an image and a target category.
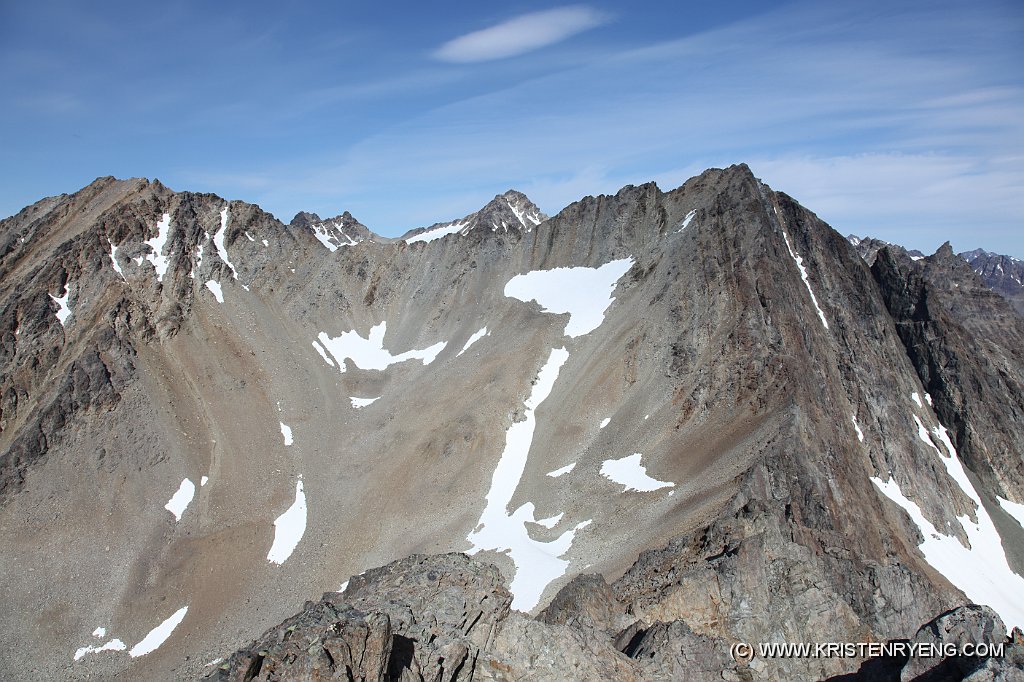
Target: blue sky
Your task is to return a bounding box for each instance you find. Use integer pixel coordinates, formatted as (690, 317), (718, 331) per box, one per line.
(2, 0), (1022, 256)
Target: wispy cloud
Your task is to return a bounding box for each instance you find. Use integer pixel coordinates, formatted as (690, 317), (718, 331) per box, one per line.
(433, 6), (608, 63)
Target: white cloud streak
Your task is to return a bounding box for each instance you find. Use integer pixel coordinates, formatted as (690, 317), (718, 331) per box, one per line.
(434, 6), (608, 63)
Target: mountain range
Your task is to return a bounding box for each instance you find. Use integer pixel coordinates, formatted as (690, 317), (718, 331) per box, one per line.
(1, 165), (1022, 680)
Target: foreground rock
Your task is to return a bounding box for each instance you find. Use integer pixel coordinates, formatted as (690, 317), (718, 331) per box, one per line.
(209, 556), (1024, 681)
(207, 554), (646, 681)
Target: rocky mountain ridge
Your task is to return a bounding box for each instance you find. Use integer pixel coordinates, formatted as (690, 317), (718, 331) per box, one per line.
(1, 166), (1022, 680)
(848, 234), (1024, 315)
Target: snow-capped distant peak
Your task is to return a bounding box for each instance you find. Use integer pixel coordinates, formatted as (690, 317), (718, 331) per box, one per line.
(402, 190), (548, 244)
(307, 214), (369, 252)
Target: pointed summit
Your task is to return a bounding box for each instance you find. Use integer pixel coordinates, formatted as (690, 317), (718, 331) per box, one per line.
(401, 190), (548, 244)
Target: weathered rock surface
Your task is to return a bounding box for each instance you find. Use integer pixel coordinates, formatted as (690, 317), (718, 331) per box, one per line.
(208, 554), (647, 681)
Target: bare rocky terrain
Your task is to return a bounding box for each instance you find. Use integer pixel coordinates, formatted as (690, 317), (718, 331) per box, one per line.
(1, 165), (1022, 680)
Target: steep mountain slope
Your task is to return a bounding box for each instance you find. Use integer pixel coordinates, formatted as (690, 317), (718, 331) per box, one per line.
(1, 166), (1022, 680)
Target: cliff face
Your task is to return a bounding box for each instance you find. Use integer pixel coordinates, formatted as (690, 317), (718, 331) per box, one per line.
(1, 166), (1021, 680)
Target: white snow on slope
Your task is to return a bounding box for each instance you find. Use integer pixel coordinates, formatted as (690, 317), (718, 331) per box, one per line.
(871, 414), (1024, 630)
(504, 258), (634, 338)
(92, 627), (106, 638)
(311, 339), (336, 366)
(677, 209), (696, 232)
(109, 240), (125, 280)
(214, 207), (238, 279)
(129, 606), (188, 657)
(458, 327), (489, 356)
(781, 230), (829, 330)
(851, 415), (865, 442)
(599, 417), (611, 429)
(546, 462), (576, 478)
(317, 322), (446, 372)
(74, 638), (126, 661)
(191, 243), (204, 280)
(200, 475), (209, 487)
(145, 213), (172, 282)
(164, 478), (195, 521)
(998, 497), (1024, 528)
(405, 221), (466, 244)
(871, 475), (1024, 630)
(205, 280), (224, 303)
(600, 454), (675, 492)
(350, 396), (380, 408)
(911, 392), (923, 408)
(467, 347), (591, 611)
(280, 422), (293, 446)
(267, 478), (307, 565)
(50, 284), (71, 326)
(507, 197), (542, 228)
(312, 222), (358, 252)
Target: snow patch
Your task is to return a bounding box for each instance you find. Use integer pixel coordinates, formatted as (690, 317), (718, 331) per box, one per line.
(74, 638), (126, 661)
(200, 476), (209, 487)
(599, 417), (610, 429)
(92, 627), (106, 638)
(267, 478), (307, 564)
(109, 240), (125, 280)
(214, 206), (238, 279)
(129, 606), (188, 658)
(164, 478), (195, 521)
(600, 453), (675, 492)
(911, 392), (923, 408)
(350, 396), (380, 408)
(144, 213), (173, 282)
(405, 221), (466, 244)
(546, 462), (576, 478)
(280, 422), (293, 446)
(205, 280), (224, 303)
(677, 209), (696, 232)
(781, 230), (829, 330)
(925, 392), (934, 406)
(50, 284), (71, 326)
(311, 339), (336, 366)
(457, 327), (489, 356)
(851, 415), (865, 442)
(871, 476), (1024, 630)
(467, 348), (591, 611)
(317, 322), (446, 373)
(872, 413), (1024, 629)
(338, 580), (348, 593)
(504, 258), (634, 338)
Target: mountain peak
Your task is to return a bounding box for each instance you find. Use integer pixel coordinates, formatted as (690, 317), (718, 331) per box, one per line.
(401, 189), (548, 244)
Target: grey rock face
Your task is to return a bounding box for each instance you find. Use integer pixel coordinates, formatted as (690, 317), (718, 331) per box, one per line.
(871, 243), (1024, 501)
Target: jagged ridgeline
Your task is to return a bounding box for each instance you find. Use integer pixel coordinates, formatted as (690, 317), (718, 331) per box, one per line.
(1, 166), (1022, 680)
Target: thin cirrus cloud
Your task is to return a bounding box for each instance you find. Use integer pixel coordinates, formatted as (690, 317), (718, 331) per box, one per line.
(433, 6), (609, 63)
